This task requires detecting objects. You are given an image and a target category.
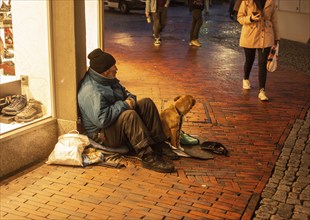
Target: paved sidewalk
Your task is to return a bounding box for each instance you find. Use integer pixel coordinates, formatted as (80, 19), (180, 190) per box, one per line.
(1, 2), (310, 220)
(254, 109), (310, 219)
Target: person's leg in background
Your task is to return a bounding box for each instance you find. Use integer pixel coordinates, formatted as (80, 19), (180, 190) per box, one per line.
(193, 9), (203, 43)
(158, 7), (168, 36)
(152, 12), (161, 45)
(204, 0), (210, 15)
(229, 0), (235, 18)
(190, 10), (197, 42)
(189, 9), (203, 47)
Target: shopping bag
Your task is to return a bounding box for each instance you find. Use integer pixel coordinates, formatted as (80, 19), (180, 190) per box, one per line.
(267, 43), (279, 72)
(46, 130), (90, 166)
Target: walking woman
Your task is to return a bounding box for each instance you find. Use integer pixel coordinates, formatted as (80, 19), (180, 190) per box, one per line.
(237, 0), (279, 101)
(188, 0), (205, 47)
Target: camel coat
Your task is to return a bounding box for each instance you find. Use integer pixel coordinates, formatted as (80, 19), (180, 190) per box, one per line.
(237, 0), (280, 48)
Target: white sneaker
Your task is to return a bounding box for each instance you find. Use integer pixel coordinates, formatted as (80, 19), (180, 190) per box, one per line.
(189, 40), (202, 47)
(258, 88), (269, 101)
(154, 38), (161, 46)
(153, 34), (161, 41)
(242, 79), (251, 89)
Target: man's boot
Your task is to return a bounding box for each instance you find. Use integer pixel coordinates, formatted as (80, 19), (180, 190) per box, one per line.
(141, 149), (175, 173)
(155, 142), (179, 160)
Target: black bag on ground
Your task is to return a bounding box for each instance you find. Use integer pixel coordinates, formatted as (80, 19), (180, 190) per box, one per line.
(200, 141), (229, 156)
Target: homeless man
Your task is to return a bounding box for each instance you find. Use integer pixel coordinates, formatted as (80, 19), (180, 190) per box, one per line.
(77, 48), (176, 173)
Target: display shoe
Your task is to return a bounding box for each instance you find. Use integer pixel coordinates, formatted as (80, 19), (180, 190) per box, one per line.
(4, 48), (13, 58)
(1, 95), (27, 115)
(0, 1), (11, 12)
(0, 12), (4, 22)
(14, 99), (43, 122)
(0, 96), (10, 113)
(180, 131), (200, 145)
(258, 88), (269, 101)
(141, 150), (175, 173)
(0, 36), (4, 59)
(4, 27), (13, 49)
(0, 60), (15, 75)
(3, 15), (11, 25)
(242, 79), (251, 89)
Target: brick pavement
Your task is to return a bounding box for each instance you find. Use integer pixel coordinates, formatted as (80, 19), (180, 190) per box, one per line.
(1, 2), (310, 220)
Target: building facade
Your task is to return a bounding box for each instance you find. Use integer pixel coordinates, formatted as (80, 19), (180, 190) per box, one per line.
(0, 0), (104, 178)
(0, 0), (309, 178)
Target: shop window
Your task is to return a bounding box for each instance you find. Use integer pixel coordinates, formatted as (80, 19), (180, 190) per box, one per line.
(0, 0), (52, 135)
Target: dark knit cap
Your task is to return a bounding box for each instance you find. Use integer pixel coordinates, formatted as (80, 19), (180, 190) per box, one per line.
(88, 48), (116, 73)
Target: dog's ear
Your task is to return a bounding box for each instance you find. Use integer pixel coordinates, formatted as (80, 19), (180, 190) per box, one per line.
(192, 99), (196, 107)
(174, 96), (181, 101)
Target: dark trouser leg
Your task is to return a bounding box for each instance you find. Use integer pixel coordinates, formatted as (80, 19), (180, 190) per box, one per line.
(243, 48), (256, 79)
(103, 110), (153, 155)
(257, 47), (271, 90)
(103, 98), (166, 154)
(191, 9), (203, 40)
(135, 98), (166, 144)
(159, 7), (167, 34)
(190, 11), (196, 41)
(152, 13), (160, 38)
(229, 0), (235, 14)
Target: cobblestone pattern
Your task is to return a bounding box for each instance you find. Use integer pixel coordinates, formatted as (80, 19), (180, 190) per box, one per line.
(254, 109), (310, 220)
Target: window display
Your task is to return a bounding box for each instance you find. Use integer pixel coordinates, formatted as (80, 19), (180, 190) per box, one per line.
(0, 0), (52, 135)
(0, 0), (14, 76)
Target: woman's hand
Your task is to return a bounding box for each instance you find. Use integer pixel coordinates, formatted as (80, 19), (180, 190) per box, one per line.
(250, 12), (261, 22)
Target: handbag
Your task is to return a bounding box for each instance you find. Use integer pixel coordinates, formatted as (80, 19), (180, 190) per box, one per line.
(267, 43), (279, 72)
(46, 130), (90, 166)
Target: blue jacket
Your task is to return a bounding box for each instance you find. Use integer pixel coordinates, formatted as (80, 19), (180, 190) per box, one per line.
(78, 68), (136, 135)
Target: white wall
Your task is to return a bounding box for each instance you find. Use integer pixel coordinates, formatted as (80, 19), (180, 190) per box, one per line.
(277, 0), (310, 43)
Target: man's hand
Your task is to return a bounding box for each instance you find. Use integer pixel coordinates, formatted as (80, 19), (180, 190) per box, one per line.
(251, 12), (261, 22)
(125, 97), (135, 110)
(145, 12), (149, 17)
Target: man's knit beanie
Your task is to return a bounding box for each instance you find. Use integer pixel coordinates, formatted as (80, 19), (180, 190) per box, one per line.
(88, 48), (116, 73)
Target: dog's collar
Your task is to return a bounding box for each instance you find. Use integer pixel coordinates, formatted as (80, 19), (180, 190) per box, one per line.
(176, 106), (184, 133)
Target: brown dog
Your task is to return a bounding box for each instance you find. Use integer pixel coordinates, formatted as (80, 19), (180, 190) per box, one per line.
(160, 95), (196, 149)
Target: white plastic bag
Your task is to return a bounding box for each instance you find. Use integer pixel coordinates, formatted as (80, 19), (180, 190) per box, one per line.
(267, 43), (279, 72)
(46, 130), (90, 166)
